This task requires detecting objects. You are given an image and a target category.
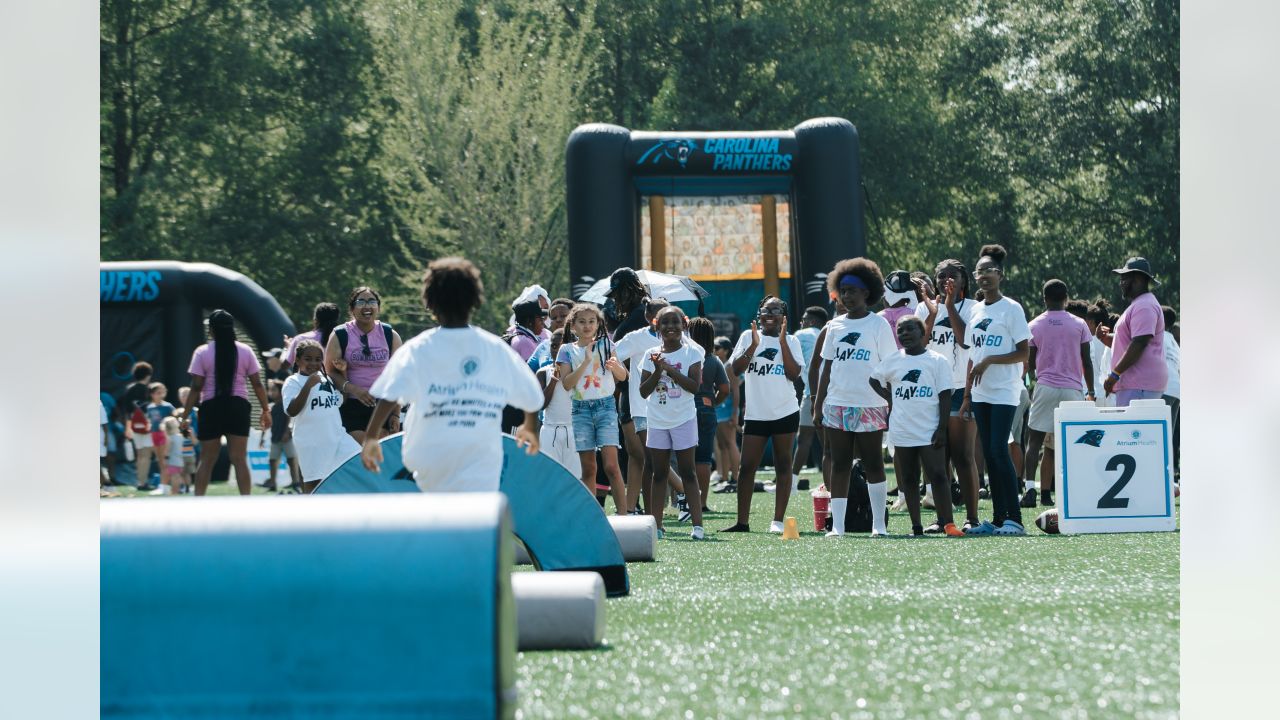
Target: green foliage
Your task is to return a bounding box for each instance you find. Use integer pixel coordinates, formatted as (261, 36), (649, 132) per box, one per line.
(101, 0), (1178, 335)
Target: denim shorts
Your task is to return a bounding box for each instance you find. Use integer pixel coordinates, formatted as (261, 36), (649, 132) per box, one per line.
(631, 416), (648, 433)
(571, 398), (621, 452)
(949, 388), (966, 417)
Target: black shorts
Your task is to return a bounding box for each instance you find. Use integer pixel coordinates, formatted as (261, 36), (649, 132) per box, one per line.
(197, 396), (251, 440)
(743, 411), (800, 438)
(695, 411), (718, 465)
(339, 399), (393, 434)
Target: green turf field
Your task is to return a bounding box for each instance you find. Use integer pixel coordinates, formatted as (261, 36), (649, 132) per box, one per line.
(103, 470), (1179, 718)
(514, 471), (1179, 719)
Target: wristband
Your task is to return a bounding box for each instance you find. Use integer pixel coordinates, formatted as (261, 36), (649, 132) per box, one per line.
(341, 380), (351, 393)
(1107, 371), (1121, 381)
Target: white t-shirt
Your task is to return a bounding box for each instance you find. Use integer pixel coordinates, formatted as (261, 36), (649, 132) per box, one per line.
(638, 343), (703, 429)
(819, 313), (896, 408)
(872, 349), (954, 447)
(281, 372), (357, 480)
(1163, 331), (1180, 398)
(966, 297), (1032, 406)
(537, 366), (572, 425)
(371, 326), (544, 492)
(614, 327), (660, 418)
(1087, 335), (1106, 394)
(730, 331), (805, 421)
(557, 337), (618, 401)
(917, 298), (975, 388)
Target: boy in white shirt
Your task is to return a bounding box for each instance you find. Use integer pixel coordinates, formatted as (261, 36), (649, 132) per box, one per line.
(871, 316), (964, 536)
(362, 257), (543, 492)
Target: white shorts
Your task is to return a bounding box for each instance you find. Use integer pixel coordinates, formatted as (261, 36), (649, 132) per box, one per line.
(1028, 385), (1084, 433)
(295, 436), (361, 482)
(540, 423), (581, 478)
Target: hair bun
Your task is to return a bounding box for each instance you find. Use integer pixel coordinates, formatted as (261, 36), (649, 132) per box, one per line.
(978, 244), (1007, 265)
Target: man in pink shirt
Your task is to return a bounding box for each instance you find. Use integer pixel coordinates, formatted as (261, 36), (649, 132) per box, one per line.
(1102, 257), (1166, 407)
(1022, 279), (1095, 507)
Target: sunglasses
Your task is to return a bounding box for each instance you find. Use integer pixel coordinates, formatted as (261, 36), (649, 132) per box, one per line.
(359, 333), (371, 358)
(759, 308), (785, 316)
(353, 298), (380, 308)
(973, 267), (1001, 277)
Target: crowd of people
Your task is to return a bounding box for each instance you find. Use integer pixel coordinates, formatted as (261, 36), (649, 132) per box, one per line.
(100, 249), (1181, 541)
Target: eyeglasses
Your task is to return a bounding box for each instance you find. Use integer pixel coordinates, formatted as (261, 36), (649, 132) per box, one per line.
(973, 267), (1001, 278)
(759, 308), (785, 316)
(359, 333), (371, 358)
(353, 298), (380, 308)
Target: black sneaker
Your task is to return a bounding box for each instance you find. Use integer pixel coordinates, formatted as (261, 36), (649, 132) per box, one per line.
(136, 484), (156, 492)
(978, 487), (991, 500)
(1019, 488), (1037, 508)
(701, 505), (711, 513)
(922, 522), (944, 534)
(753, 481), (766, 492)
(678, 509), (692, 523)
(912, 525), (925, 536)
(675, 493), (688, 511)
(1040, 491), (1054, 507)
(951, 480), (963, 505)
(714, 481), (737, 494)
(720, 523), (751, 533)
(797, 478), (810, 491)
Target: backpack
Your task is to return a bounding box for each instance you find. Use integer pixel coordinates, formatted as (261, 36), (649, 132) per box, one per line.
(334, 323), (394, 358)
(129, 406), (150, 435)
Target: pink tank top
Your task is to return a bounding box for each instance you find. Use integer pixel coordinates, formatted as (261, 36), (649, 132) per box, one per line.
(342, 320), (392, 389)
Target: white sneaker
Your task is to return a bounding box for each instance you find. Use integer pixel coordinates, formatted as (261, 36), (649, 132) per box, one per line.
(922, 493), (935, 510)
(768, 520), (785, 534)
(870, 529), (887, 538)
(690, 526), (705, 540)
(824, 530), (845, 538)
(148, 486), (167, 496)
(763, 482), (777, 493)
(891, 495), (907, 512)
(710, 471), (722, 484)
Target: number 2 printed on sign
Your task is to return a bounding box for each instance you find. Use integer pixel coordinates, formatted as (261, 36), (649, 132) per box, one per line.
(1098, 454), (1136, 509)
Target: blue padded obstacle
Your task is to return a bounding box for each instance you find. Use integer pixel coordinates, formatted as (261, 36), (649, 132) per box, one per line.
(102, 494), (516, 719)
(316, 434), (631, 597)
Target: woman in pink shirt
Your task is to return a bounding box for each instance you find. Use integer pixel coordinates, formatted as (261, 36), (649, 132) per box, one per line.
(178, 309), (272, 495)
(325, 286), (404, 443)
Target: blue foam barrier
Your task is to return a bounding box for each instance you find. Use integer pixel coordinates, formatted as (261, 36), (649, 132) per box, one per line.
(101, 494), (516, 719)
(316, 434), (630, 597)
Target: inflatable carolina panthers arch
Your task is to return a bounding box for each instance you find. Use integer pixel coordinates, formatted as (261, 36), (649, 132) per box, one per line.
(566, 117), (864, 330)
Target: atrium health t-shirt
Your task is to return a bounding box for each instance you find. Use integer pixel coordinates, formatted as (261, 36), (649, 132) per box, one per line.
(730, 331), (805, 421)
(872, 349), (953, 447)
(371, 326), (543, 492)
(819, 313), (896, 408)
(917, 298), (975, 388)
(1028, 310), (1092, 390)
(966, 297), (1032, 406)
(638, 344), (703, 429)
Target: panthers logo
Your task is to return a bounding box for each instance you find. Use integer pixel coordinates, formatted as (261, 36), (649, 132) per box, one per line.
(839, 332), (861, 346)
(936, 315), (952, 328)
(901, 369), (922, 383)
(756, 347), (779, 361)
(636, 139), (699, 168)
(974, 318), (993, 331)
(1075, 429), (1105, 447)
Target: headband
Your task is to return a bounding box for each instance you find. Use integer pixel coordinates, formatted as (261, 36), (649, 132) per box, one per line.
(838, 274), (869, 290)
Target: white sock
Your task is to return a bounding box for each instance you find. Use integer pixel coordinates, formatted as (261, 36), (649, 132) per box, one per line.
(831, 498), (848, 534)
(923, 483), (934, 501)
(1024, 480), (1035, 493)
(868, 482), (888, 534)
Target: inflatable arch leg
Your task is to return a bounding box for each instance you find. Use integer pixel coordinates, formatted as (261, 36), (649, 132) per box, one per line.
(315, 434), (631, 597)
(101, 494), (516, 719)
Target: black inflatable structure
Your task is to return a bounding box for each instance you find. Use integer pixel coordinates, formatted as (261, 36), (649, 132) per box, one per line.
(315, 434), (632, 598)
(100, 261), (295, 402)
(565, 117), (863, 326)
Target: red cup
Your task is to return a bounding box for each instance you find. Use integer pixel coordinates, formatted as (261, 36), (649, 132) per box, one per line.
(813, 494), (830, 532)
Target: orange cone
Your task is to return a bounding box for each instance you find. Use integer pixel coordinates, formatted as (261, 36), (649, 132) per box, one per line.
(781, 516), (800, 540)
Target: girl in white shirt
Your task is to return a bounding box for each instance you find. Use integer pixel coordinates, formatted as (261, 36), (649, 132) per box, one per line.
(722, 296), (805, 534)
(284, 340), (361, 493)
(961, 244), (1032, 536)
(814, 259), (898, 537)
(558, 303), (629, 514)
(639, 307), (705, 539)
(536, 329), (580, 478)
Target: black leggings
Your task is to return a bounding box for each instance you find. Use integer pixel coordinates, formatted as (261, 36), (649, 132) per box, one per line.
(972, 401), (1021, 526)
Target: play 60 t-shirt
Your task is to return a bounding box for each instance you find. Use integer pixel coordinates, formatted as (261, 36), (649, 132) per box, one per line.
(730, 331), (805, 421)
(819, 313), (896, 408)
(917, 298), (975, 388)
(966, 296), (1031, 406)
(872, 349), (953, 447)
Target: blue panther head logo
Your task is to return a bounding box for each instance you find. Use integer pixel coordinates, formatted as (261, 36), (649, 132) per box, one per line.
(974, 318), (993, 331)
(756, 347), (779, 361)
(1076, 429), (1105, 447)
(901, 369), (922, 383)
(840, 332), (861, 346)
(636, 139), (699, 168)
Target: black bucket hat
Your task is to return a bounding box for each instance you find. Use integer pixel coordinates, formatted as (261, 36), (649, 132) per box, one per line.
(1111, 257), (1161, 286)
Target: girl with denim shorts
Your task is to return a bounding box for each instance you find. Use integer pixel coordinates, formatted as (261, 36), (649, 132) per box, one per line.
(558, 303), (629, 514)
(814, 259), (898, 537)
